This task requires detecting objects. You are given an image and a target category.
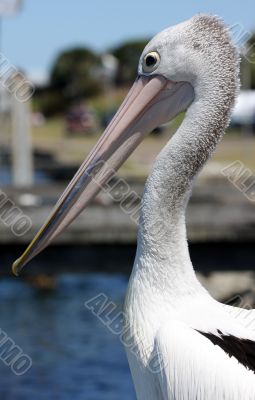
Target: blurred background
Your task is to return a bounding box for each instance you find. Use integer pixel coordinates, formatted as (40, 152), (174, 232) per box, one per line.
(0, 0), (255, 398)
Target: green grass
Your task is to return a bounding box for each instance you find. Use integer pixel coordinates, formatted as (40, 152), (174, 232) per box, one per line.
(31, 116), (255, 179)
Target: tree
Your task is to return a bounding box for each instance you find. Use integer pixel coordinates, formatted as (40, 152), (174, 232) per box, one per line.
(112, 39), (150, 85)
(241, 34), (255, 89)
(50, 47), (102, 101)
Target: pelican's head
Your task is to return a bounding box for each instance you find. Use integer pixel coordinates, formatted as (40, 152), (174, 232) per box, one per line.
(12, 15), (239, 275)
(139, 14), (239, 98)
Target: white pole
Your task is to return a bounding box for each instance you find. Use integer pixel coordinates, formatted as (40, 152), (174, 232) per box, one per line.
(11, 95), (33, 187)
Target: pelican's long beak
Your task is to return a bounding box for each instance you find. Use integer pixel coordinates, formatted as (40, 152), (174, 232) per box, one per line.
(12, 75), (194, 275)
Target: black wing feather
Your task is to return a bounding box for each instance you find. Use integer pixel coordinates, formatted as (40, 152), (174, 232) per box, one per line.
(198, 329), (255, 374)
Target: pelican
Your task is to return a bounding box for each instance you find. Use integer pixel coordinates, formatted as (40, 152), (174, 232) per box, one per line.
(12, 14), (255, 399)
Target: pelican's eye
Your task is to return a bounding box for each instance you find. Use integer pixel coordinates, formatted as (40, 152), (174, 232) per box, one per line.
(142, 51), (160, 73)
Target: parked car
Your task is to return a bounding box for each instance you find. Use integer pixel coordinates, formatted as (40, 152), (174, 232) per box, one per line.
(65, 104), (96, 134)
(231, 90), (255, 129)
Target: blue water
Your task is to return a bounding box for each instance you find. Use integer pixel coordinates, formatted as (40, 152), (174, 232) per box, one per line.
(0, 274), (136, 400)
(0, 167), (51, 184)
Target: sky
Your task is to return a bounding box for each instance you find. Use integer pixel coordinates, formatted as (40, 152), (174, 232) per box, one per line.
(1, 0), (255, 84)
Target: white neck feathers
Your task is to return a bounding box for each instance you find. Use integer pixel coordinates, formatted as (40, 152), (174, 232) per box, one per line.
(135, 35), (240, 293)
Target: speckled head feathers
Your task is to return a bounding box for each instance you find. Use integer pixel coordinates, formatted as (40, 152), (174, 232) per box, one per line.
(139, 14), (240, 110)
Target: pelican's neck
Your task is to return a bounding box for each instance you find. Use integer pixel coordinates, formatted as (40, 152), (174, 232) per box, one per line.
(133, 80), (237, 294)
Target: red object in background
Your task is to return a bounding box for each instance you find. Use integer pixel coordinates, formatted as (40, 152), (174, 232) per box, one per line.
(65, 104), (95, 134)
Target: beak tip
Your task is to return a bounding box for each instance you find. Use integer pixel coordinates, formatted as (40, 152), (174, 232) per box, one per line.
(12, 258), (22, 277)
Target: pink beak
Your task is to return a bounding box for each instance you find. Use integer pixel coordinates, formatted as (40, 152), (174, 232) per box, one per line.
(12, 75), (194, 275)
